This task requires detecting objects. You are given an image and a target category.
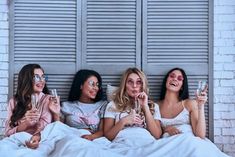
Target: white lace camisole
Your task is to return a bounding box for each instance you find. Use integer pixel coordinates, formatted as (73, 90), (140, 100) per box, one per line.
(160, 103), (193, 137)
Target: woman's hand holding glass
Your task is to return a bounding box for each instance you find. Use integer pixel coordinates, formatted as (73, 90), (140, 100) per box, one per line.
(25, 109), (40, 126)
(122, 109), (143, 127)
(49, 89), (61, 115)
(196, 81), (208, 108)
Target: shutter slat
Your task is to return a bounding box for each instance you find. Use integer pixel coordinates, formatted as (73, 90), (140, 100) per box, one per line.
(143, 0), (211, 138)
(83, 0), (141, 68)
(143, 0), (209, 66)
(14, 0), (76, 64)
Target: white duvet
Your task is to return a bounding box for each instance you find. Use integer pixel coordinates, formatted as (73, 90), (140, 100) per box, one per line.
(0, 122), (230, 157)
(106, 127), (229, 157)
(0, 122), (122, 157)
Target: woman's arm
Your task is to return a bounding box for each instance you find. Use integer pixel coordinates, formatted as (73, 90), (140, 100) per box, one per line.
(104, 117), (125, 141)
(144, 107), (162, 139)
(137, 92), (162, 139)
(5, 99), (39, 136)
(104, 110), (143, 141)
(92, 119), (104, 138)
(82, 119), (104, 140)
(34, 95), (54, 134)
(5, 99), (18, 136)
(187, 97), (207, 138)
(5, 99), (32, 136)
(48, 96), (61, 121)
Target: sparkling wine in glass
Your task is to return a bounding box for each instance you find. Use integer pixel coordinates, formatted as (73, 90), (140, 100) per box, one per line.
(50, 89), (58, 103)
(51, 89), (58, 98)
(134, 99), (141, 114)
(31, 94), (37, 109)
(196, 80), (207, 96)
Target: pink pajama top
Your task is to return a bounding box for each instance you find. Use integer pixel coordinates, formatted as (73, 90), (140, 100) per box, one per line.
(5, 92), (53, 137)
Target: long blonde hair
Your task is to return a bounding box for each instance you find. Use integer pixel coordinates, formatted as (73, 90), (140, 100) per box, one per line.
(113, 67), (155, 114)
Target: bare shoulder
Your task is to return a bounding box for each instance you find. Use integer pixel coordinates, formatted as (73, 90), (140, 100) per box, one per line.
(183, 99), (197, 112)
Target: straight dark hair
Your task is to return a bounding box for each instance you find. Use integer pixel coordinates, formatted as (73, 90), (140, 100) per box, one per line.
(159, 67), (189, 101)
(68, 69), (103, 102)
(10, 64), (49, 127)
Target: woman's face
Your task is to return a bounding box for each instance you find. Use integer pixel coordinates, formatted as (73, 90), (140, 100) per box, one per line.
(80, 76), (100, 101)
(33, 68), (46, 94)
(125, 73), (142, 99)
(166, 70), (184, 92)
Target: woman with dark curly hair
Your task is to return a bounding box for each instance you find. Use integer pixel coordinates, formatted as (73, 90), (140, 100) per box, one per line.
(61, 69), (106, 141)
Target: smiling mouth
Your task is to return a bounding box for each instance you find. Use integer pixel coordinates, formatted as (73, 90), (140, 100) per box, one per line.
(89, 91), (97, 96)
(36, 84), (43, 88)
(170, 82), (177, 87)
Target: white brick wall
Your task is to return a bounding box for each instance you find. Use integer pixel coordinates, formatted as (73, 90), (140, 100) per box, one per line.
(0, 0), (234, 156)
(0, 0), (9, 139)
(214, 1), (235, 157)
(0, 0), (9, 137)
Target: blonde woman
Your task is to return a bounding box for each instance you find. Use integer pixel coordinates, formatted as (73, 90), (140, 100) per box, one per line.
(104, 67), (162, 141)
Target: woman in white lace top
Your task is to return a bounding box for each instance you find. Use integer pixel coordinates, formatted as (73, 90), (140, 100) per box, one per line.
(157, 67), (229, 157)
(157, 67), (207, 138)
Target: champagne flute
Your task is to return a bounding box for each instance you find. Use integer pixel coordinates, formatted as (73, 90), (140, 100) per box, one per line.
(50, 89), (58, 103)
(196, 80), (207, 96)
(31, 94), (37, 109)
(31, 94), (38, 124)
(51, 89), (58, 98)
(134, 99), (141, 114)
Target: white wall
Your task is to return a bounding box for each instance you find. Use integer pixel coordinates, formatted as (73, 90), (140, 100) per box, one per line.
(0, 0), (9, 138)
(0, 0), (234, 156)
(214, 0), (235, 156)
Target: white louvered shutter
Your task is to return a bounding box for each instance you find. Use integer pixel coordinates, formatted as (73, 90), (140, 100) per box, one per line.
(81, 0), (141, 76)
(10, 0), (213, 139)
(10, 0), (77, 101)
(142, 0), (213, 139)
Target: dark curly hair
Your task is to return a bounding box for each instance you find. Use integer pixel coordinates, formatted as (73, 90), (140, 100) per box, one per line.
(68, 69), (103, 102)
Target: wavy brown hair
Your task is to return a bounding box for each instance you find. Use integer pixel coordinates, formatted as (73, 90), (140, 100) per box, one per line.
(10, 64), (49, 127)
(113, 67), (155, 115)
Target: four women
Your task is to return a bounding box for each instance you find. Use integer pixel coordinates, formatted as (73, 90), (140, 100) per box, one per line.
(4, 64), (229, 156)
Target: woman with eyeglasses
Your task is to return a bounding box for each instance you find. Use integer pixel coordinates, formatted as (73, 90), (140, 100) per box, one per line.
(157, 67), (208, 138)
(157, 67), (229, 157)
(104, 67), (162, 142)
(5, 64), (60, 149)
(61, 69), (106, 141)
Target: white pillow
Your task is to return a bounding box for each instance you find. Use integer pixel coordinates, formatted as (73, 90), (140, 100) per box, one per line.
(106, 84), (118, 102)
